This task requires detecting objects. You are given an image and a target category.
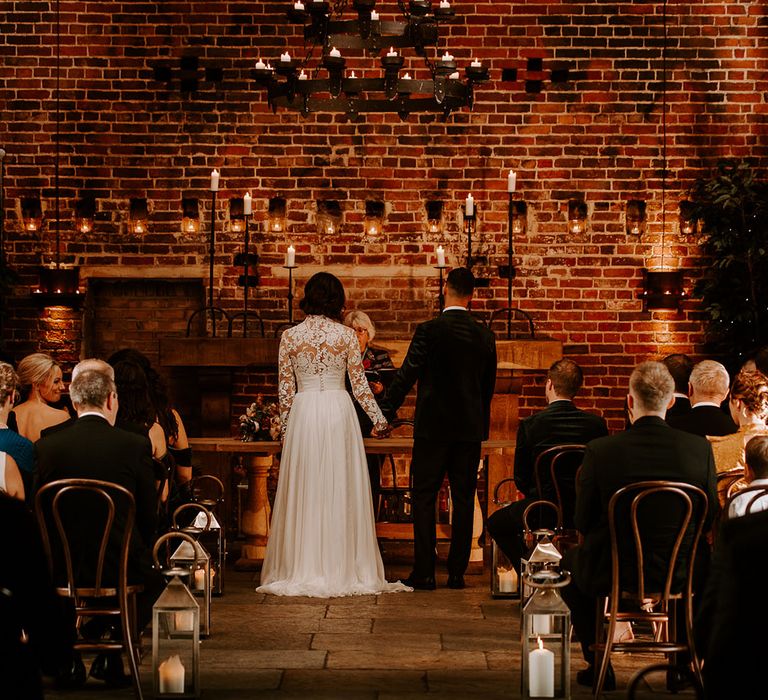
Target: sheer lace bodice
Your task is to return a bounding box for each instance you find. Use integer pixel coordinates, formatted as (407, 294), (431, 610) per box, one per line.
(278, 316), (386, 437)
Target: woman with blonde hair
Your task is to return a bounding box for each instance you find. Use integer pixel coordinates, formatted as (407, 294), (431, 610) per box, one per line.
(0, 363), (26, 500)
(13, 353), (70, 442)
(709, 370), (768, 474)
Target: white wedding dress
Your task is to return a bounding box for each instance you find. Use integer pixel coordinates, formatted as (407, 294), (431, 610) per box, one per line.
(256, 315), (411, 597)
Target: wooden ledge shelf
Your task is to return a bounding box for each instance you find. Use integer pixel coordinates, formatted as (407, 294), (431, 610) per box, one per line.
(159, 337), (280, 367)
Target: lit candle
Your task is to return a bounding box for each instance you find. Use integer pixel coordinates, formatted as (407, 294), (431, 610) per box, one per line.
(349, 70), (357, 78)
(439, 0), (450, 7)
(370, 9), (379, 19)
(298, 69), (308, 80)
(507, 169), (517, 193)
(442, 51), (454, 62)
(243, 192), (252, 216)
(497, 567), (517, 593)
(255, 59), (266, 69)
(329, 46), (341, 58)
(387, 47), (397, 57)
(470, 58), (482, 68)
(532, 614), (552, 636)
(436, 245), (446, 267)
(174, 611), (195, 632)
(280, 51), (291, 62)
(465, 193), (474, 216)
(286, 245), (296, 267)
(158, 655), (186, 694)
(528, 637), (555, 698)
(193, 568), (205, 590)
(210, 169), (219, 192)
(403, 72), (412, 80)
(293, 0), (304, 8)
(448, 71), (459, 79)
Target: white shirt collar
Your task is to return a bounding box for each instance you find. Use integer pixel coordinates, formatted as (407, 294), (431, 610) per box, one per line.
(674, 392), (688, 400)
(78, 411), (107, 420)
(443, 305), (467, 312)
(691, 401), (721, 409)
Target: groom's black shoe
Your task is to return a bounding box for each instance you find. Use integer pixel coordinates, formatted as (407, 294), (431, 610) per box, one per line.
(447, 574), (466, 589)
(402, 573), (436, 590)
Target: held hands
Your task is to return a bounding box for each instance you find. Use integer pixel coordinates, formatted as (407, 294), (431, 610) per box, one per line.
(371, 423), (391, 439)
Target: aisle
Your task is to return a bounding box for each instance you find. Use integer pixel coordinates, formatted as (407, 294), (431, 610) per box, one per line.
(46, 564), (673, 698)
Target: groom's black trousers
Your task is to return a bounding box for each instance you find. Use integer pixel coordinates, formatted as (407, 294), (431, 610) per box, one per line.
(410, 439), (481, 579)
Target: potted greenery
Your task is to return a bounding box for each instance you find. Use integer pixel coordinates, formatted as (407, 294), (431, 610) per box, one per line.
(692, 159), (768, 365)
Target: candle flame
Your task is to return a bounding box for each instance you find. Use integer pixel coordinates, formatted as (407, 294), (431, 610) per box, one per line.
(537, 636), (543, 650)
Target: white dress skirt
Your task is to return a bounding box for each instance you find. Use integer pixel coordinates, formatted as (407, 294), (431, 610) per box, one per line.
(256, 315), (411, 598)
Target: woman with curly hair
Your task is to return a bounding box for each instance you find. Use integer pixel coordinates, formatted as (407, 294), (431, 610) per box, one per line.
(13, 353), (70, 442)
(709, 370), (768, 474)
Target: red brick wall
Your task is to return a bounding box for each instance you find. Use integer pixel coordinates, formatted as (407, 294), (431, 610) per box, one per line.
(2, 1), (767, 433)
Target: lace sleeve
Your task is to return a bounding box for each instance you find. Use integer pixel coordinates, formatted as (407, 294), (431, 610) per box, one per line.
(278, 333), (296, 439)
(346, 331), (387, 431)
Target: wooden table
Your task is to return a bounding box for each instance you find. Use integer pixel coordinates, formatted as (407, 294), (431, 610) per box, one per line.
(189, 437), (515, 571)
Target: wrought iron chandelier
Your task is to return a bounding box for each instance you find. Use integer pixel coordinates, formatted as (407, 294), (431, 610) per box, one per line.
(253, 0), (489, 119)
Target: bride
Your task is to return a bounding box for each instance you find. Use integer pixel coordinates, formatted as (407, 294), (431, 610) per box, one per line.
(257, 272), (411, 597)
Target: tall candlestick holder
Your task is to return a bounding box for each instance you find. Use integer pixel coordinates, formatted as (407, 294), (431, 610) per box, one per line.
(463, 204), (477, 269)
(229, 212), (265, 338)
(274, 265), (299, 336)
(435, 264), (448, 312)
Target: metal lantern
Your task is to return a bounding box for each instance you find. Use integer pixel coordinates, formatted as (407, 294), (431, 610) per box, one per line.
(152, 576), (201, 699)
(174, 502), (225, 597)
(170, 538), (212, 638)
(491, 542), (519, 599)
(520, 534), (562, 603)
(521, 570), (571, 699)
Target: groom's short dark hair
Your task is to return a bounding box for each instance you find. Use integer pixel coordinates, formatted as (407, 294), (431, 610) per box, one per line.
(446, 267), (475, 297)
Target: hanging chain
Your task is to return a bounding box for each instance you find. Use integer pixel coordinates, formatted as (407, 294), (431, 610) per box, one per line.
(661, 0), (668, 269)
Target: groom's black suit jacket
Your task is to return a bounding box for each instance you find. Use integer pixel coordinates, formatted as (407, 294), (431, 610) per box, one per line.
(382, 308), (497, 441)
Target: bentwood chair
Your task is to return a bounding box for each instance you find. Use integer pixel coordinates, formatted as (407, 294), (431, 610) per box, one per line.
(626, 663), (703, 699)
(724, 483), (768, 519)
(532, 443), (587, 531)
(35, 478), (144, 699)
(716, 467), (745, 507)
(592, 481), (708, 696)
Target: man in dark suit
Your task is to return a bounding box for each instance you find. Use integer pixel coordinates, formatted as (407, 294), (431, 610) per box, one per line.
(561, 361), (718, 690)
(486, 359), (607, 574)
(35, 369), (164, 686)
(668, 360), (737, 437)
(663, 353), (694, 418)
(382, 267), (497, 590)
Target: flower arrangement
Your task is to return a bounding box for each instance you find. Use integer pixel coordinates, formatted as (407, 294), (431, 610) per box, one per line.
(239, 396), (281, 442)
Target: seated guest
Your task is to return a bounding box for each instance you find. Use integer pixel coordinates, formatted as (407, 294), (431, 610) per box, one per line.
(34, 369), (165, 686)
(344, 311), (395, 504)
(0, 362), (34, 496)
(0, 491), (74, 696)
(13, 353), (70, 442)
(561, 361), (718, 690)
(663, 353), (694, 418)
(727, 435), (768, 518)
(708, 370), (768, 473)
(486, 359), (607, 574)
(668, 360), (738, 437)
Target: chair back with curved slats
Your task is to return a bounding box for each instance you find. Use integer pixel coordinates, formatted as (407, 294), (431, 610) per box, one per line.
(531, 443), (586, 529)
(716, 467), (745, 506)
(35, 478), (143, 699)
(725, 483), (768, 519)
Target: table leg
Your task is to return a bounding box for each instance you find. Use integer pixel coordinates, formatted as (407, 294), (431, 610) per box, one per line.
(235, 454), (272, 570)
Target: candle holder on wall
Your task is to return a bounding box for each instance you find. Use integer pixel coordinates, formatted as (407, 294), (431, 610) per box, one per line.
(230, 210), (265, 338)
(434, 263), (448, 311)
(274, 265), (299, 337)
(463, 203), (476, 269)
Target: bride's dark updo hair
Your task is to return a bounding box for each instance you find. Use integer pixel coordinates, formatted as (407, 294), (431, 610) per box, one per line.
(299, 272), (346, 321)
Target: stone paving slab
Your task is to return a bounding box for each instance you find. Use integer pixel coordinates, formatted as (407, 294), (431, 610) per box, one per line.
(280, 669), (426, 693)
(312, 631), (442, 652)
(327, 649), (488, 671)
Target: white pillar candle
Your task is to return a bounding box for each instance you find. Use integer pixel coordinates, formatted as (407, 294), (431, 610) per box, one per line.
(532, 614), (551, 636)
(387, 47), (397, 57)
(508, 169), (517, 193)
(448, 71), (459, 79)
(280, 51), (291, 62)
(329, 46), (341, 58)
(349, 71), (357, 78)
(173, 611), (195, 632)
(403, 72), (411, 80)
(243, 192), (252, 215)
(193, 568), (205, 590)
(158, 655), (185, 694)
(465, 193), (474, 216)
(286, 245), (296, 267)
(442, 52), (454, 62)
(298, 70), (308, 80)
(370, 9), (379, 19)
(439, 0), (450, 7)
(255, 59), (266, 69)
(497, 567), (517, 593)
(528, 637), (555, 698)
(436, 245), (446, 267)
(293, 0), (304, 8)
(210, 169), (219, 192)
(470, 58), (481, 68)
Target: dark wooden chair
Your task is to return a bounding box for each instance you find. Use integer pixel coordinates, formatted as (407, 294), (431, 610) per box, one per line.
(724, 483), (768, 519)
(35, 478), (144, 700)
(626, 663), (703, 699)
(592, 481), (708, 696)
(533, 443), (587, 530)
(716, 467), (745, 506)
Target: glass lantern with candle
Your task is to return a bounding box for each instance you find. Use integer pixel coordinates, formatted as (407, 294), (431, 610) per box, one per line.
(170, 538), (212, 637)
(520, 534), (562, 604)
(174, 501), (225, 598)
(521, 569), (571, 699)
(491, 544), (519, 599)
(152, 575), (201, 699)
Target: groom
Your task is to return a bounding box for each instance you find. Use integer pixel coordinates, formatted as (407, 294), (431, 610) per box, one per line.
(382, 267), (497, 589)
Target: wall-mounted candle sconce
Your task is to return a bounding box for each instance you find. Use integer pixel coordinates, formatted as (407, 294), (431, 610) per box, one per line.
(510, 200), (527, 235)
(182, 197), (200, 234)
(129, 197), (148, 234)
(317, 199), (342, 235)
(229, 197), (244, 233)
(626, 199), (646, 236)
(679, 200), (697, 235)
(567, 199), (587, 234)
(75, 195), (96, 234)
(21, 196), (43, 232)
(268, 197), (287, 233)
(640, 268), (686, 311)
(364, 199), (385, 237)
(426, 200), (443, 234)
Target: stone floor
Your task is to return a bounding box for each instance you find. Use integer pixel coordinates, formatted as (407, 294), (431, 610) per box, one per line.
(46, 556), (694, 699)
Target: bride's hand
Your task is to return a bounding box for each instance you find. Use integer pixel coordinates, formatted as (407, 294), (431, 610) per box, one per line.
(371, 424), (391, 439)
